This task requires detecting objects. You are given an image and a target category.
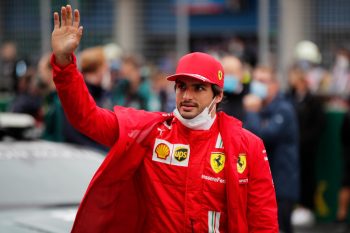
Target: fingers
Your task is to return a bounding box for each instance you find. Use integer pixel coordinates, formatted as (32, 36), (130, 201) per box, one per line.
(72, 9), (80, 28)
(57, 5), (80, 28)
(66, 5), (73, 26)
(53, 12), (59, 29)
(77, 26), (84, 39)
(61, 6), (67, 26)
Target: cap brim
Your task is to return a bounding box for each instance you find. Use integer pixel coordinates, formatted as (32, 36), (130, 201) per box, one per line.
(166, 73), (213, 84)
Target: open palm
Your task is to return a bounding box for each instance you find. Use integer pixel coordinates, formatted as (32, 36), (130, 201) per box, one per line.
(51, 5), (83, 65)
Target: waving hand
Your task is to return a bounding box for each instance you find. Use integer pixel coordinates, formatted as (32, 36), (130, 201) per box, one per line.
(51, 5), (83, 67)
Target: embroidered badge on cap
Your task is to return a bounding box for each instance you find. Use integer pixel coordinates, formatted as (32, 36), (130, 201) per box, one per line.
(218, 70), (223, 80)
(237, 153), (247, 174)
(210, 152), (225, 173)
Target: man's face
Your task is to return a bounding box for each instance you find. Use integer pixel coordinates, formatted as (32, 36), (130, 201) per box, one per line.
(253, 69), (272, 84)
(252, 68), (278, 102)
(175, 78), (216, 119)
(222, 56), (243, 80)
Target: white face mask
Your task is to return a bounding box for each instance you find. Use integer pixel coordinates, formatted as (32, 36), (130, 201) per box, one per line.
(173, 98), (217, 130)
(250, 80), (268, 99)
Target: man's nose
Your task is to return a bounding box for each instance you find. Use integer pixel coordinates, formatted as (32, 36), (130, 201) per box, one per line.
(183, 89), (193, 99)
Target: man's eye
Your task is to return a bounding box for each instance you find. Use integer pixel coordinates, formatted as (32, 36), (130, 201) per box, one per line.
(176, 84), (186, 90)
(195, 85), (205, 91)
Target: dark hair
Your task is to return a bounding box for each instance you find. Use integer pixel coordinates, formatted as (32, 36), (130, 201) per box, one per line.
(211, 84), (222, 97)
(121, 54), (143, 69)
(212, 84), (223, 109)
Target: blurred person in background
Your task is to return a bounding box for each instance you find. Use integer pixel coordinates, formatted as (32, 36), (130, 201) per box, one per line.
(0, 42), (17, 93)
(9, 58), (42, 121)
(59, 46), (110, 151)
(155, 52), (177, 112)
(149, 66), (176, 112)
(219, 55), (248, 120)
(293, 40), (330, 95)
(102, 43), (123, 109)
(329, 48), (350, 98)
(287, 67), (325, 227)
(79, 46), (111, 108)
(227, 36), (257, 67)
(335, 98), (350, 233)
(37, 52), (64, 141)
(37, 51), (108, 152)
(243, 66), (299, 233)
(50, 5), (278, 232)
(110, 53), (159, 111)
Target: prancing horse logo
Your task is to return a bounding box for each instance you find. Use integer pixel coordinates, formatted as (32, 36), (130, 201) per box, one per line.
(210, 152), (225, 173)
(237, 154), (247, 174)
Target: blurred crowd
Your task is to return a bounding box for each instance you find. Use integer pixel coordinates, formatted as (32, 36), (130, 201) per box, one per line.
(0, 41), (177, 151)
(1, 38), (350, 233)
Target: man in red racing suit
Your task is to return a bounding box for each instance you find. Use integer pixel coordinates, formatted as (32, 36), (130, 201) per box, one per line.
(51, 5), (278, 233)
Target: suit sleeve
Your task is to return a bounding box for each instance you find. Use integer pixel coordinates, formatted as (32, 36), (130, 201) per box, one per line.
(246, 133), (278, 232)
(51, 54), (119, 148)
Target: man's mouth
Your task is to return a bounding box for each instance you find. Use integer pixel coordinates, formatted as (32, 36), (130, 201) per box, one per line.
(180, 102), (197, 112)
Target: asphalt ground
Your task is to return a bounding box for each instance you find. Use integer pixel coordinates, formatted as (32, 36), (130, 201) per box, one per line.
(294, 223), (350, 233)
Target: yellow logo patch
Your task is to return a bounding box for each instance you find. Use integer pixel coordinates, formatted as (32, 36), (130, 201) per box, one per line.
(237, 154), (247, 174)
(218, 70), (223, 80)
(155, 143), (170, 160)
(174, 146), (188, 162)
(210, 152), (225, 173)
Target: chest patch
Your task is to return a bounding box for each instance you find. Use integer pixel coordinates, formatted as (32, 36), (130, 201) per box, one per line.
(152, 138), (190, 167)
(210, 152), (225, 173)
(174, 146), (189, 162)
(155, 143), (171, 160)
(237, 153), (247, 174)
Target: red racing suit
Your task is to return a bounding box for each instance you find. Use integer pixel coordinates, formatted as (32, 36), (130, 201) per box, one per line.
(51, 54), (278, 233)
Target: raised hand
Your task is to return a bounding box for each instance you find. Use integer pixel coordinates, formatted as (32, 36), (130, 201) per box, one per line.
(51, 5), (83, 67)
(243, 94), (263, 112)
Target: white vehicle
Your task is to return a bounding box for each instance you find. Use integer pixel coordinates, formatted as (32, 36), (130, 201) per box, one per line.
(0, 113), (103, 232)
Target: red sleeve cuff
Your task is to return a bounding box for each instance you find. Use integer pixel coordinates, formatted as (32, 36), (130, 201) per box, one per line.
(51, 53), (83, 86)
(50, 53), (77, 72)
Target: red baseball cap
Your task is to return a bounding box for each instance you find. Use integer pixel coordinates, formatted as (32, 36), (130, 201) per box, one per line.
(167, 52), (224, 88)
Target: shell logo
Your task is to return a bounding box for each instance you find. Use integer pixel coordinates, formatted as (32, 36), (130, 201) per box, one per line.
(155, 143), (170, 159)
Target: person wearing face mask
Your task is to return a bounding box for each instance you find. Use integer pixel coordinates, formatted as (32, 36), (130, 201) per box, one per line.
(330, 48), (350, 97)
(287, 67), (325, 228)
(50, 5), (278, 233)
(219, 55), (248, 120)
(243, 66), (299, 233)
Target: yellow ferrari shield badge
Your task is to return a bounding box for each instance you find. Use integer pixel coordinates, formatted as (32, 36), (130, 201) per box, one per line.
(218, 70), (223, 80)
(237, 154), (247, 174)
(210, 152), (225, 173)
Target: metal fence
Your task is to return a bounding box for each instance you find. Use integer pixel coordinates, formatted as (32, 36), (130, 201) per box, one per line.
(1, 0), (350, 68)
(311, 0), (350, 67)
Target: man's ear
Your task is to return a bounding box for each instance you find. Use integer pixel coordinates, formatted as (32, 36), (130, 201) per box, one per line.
(214, 91), (224, 104)
(216, 91), (224, 103)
